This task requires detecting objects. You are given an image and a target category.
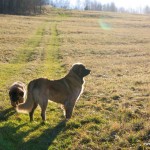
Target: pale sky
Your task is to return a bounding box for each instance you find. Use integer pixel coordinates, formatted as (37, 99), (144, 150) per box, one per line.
(100, 0), (150, 8)
(70, 0), (150, 9)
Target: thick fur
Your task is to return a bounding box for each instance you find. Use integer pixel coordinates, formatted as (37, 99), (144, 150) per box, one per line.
(16, 63), (91, 121)
(9, 81), (26, 107)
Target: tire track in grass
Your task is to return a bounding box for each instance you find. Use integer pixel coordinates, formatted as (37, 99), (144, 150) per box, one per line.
(40, 22), (65, 78)
(0, 23), (46, 88)
(0, 19), (65, 110)
(0, 18), (66, 149)
(11, 23), (46, 63)
(18, 21), (65, 81)
(0, 14), (68, 109)
(0, 22), (49, 109)
(14, 22), (66, 144)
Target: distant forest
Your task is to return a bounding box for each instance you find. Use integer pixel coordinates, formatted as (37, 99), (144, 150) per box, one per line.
(0, 0), (49, 15)
(49, 0), (150, 14)
(0, 0), (150, 15)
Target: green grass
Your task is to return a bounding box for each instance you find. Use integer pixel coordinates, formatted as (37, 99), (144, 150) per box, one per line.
(0, 12), (67, 150)
(0, 8), (150, 150)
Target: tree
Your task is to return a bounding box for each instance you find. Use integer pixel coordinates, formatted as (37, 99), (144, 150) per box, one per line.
(84, 0), (91, 10)
(144, 5), (150, 14)
(0, 0), (48, 15)
(110, 2), (117, 12)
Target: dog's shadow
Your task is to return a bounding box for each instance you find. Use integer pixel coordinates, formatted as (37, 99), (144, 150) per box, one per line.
(0, 118), (67, 150)
(0, 107), (15, 121)
(0, 107), (67, 149)
(20, 120), (67, 150)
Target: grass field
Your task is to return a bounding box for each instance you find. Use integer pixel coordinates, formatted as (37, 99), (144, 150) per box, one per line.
(0, 8), (150, 150)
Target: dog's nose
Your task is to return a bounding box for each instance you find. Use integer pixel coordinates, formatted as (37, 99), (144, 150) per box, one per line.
(88, 69), (91, 73)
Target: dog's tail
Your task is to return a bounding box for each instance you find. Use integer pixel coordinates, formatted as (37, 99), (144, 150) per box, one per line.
(16, 82), (34, 113)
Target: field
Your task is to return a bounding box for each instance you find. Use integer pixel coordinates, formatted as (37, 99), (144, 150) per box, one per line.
(0, 8), (150, 150)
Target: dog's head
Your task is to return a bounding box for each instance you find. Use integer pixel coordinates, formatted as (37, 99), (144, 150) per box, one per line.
(71, 63), (91, 78)
(9, 87), (24, 107)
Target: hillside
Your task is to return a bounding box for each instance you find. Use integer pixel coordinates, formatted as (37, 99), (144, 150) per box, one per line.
(0, 9), (150, 150)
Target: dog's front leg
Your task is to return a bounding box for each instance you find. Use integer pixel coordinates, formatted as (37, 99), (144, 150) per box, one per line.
(64, 101), (75, 120)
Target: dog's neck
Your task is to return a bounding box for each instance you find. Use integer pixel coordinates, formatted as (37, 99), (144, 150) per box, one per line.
(66, 71), (84, 85)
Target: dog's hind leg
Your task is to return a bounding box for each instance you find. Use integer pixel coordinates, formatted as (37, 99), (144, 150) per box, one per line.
(39, 99), (48, 121)
(29, 103), (38, 122)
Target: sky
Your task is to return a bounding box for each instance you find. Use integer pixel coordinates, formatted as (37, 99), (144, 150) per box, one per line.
(70, 0), (150, 9)
(100, 0), (150, 8)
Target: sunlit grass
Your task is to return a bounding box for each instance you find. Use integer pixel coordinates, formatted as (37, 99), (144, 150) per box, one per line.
(0, 9), (150, 150)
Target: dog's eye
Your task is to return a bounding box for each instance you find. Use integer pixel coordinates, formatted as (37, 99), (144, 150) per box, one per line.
(81, 66), (85, 70)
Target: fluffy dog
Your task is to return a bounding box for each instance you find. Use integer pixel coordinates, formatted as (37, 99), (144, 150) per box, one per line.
(9, 81), (26, 107)
(16, 63), (91, 121)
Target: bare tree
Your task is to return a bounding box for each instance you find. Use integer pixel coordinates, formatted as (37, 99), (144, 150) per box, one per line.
(84, 0), (91, 10)
(144, 5), (150, 14)
(43, 0), (150, 14)
(109, 2), (117, 12)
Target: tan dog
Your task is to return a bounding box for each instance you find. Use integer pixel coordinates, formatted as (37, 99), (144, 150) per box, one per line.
(16, 63), (91, 121)
(9, 81), (26, 107)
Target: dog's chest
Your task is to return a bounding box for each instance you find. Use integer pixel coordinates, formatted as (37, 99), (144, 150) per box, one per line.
(72, 87), (83, 101)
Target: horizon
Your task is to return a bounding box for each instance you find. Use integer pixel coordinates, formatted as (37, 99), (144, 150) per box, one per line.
(69, 0), (150, 9)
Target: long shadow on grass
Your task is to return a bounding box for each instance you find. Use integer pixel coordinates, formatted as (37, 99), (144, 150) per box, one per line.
(20, 120), (66, 150)
(0, 107), (15, 121)
(0, 111), (66, 150)
(0, 122), (43, 150)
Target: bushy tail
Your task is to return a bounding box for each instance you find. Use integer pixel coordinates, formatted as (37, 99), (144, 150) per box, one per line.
(16, 82), (34, 113)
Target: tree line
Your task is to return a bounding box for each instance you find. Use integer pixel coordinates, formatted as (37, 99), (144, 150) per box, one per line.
(49, 0), (150, 14)
(0, 0), (49, 15)
(0, 0), (150, 15)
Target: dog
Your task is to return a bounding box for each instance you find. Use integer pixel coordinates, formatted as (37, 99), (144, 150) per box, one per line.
(9, 81), (26, 107)
(16, 63), (91, 121)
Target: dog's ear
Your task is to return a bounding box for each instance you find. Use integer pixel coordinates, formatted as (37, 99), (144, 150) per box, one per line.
(77, 67), (83, 77)
(72, 64), (84, 77)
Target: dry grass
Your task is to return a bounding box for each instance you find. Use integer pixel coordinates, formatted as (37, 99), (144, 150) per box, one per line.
(0, 9), (150, 150)
(57, 10), (150, 149)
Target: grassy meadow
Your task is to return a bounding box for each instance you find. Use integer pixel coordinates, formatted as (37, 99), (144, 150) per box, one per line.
(0, 8), (150, 150)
